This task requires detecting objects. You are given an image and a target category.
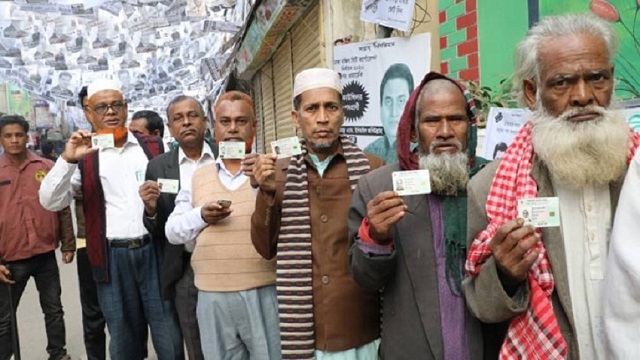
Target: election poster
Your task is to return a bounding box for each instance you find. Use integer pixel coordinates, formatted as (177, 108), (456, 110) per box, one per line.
(481, 107), (530, 160)
(360, 0), (416, 32)
(333, 33), (430, 163)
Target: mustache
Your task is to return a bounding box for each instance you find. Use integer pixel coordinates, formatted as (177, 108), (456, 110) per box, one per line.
(560, 105), (606, 121)
(429, 139), (463, 153)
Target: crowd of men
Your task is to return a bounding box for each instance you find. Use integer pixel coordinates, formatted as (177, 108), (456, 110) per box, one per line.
(2, 12), (640, 360)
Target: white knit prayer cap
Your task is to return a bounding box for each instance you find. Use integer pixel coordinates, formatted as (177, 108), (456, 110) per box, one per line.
(292, 68), (342, 98)
(87, 78), (122, 99)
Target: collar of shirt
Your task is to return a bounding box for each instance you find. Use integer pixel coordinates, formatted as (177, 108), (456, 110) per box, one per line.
(0, 151), (46, 169)
(215, 156), (244, 179)
(303, 140), (344, 176)
(178, 142), (213, 165)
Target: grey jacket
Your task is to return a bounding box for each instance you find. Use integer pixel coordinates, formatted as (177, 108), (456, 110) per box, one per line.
(348, 163), (484, 360)
(462, 157), (625, 360)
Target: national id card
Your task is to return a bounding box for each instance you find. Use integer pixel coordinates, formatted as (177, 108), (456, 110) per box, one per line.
(392, 170), (431, 196)
(517, 197), (560, 227)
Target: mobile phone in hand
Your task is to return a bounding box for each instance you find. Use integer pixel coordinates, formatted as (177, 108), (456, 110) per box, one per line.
(217, 199), (232, 208)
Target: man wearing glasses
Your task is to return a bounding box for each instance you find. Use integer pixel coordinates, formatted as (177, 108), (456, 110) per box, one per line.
(39, 79), (184, 360)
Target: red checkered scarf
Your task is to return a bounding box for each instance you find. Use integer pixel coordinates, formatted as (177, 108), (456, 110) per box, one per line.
(465, 122), (640, 359)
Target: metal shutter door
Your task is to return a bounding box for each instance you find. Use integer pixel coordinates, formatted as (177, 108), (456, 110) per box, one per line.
(272, 33), (295, 140)
(260, 61), (277, 150)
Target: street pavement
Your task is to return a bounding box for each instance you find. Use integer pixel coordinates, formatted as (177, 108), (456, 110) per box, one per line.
(14, 250), (158, 360)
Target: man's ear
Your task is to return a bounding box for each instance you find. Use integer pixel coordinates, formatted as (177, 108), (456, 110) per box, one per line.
(523, 79), (537, 110)
(291, 110), (300, 129)
(410, 124), (418, 143)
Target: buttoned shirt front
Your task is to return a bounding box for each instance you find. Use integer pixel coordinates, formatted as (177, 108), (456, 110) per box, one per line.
(0, 152), (60, 261)
(556, 181), (610, 359)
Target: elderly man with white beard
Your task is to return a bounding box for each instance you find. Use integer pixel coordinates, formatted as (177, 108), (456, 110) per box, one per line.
(348, 72), (490, 360)
(463, 14), (639, 360)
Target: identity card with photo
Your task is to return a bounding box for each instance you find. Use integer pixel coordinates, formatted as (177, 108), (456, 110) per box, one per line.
(517, 197), (560, 227)
(157, 178), (179, 194)
(271, 137), (302, 158)
(91, 134), (114, 149)
(392, 170), (431, 196)
(219, 141), (246, 159)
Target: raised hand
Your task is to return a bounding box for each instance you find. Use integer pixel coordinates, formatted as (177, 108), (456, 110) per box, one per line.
(252, 154), (278, 193)
(366, 191), (407, 244)
(61, 130), (97, 163)
(241, 153), (260, 188)
(489, 219), (540, 285)
(139, 180), (161, 216)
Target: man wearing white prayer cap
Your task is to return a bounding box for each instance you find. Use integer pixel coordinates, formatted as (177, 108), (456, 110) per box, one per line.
(39, 79), (184, 359)
(250, 68), (384, 359)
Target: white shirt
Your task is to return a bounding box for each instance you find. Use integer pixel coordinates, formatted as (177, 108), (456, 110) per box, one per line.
(39, 132), (150, 239)
(555, 181), (610, 360)
(603, 151), (640, 358)
(177, 145), (215, 192)
(165, 157), (251, 252)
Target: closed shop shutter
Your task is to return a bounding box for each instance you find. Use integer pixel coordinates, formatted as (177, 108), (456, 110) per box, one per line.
(255, 0), (323, 146)
(272, 33), (294, 140)
(252, 74), (265, 153)
(291, 1), (323, 75)
(260, 61), (276, 150)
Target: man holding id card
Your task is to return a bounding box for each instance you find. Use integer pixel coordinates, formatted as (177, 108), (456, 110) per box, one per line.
(138, 95), (219, 360)
(165, 91), (280, 360)
(464, 14), (638, 359)
(251, 68), (384, 359)
(348, 72), (489, 359)
(38, 79), (183, 359)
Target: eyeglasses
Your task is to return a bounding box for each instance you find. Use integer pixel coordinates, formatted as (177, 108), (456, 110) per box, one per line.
(91, 102), (126, 115)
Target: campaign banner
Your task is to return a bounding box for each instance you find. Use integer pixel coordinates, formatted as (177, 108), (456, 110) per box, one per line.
(333, 33), (430, 162)
(481, 107), (530, 161)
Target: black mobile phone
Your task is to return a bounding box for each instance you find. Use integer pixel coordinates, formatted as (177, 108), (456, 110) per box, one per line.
(217, 199), (232, 208)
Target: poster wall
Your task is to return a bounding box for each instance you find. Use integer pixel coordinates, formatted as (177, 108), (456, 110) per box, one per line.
(333, 33), (430, 163)
(481, 107), (530, 161)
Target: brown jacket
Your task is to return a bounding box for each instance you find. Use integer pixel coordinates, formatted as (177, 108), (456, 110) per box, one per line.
(0, 152), (74, 262)
(251, 146), (384, 352)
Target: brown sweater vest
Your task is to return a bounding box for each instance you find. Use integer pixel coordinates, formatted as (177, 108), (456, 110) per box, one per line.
(191, 165), (276, 292)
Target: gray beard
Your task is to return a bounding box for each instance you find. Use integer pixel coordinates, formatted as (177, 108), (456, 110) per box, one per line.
(531, 104), (629, 188)
(419, 150), (469, 196)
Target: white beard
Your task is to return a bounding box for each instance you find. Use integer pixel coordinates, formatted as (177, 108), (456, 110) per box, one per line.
(419, 141), (469, 196)
(531, 104), (629, 188)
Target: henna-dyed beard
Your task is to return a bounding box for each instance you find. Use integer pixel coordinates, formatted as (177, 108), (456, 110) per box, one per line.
(96, 126), (128, 147)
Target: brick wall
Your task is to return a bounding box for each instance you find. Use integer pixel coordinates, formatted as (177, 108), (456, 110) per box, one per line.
(438, 0), (478, 81)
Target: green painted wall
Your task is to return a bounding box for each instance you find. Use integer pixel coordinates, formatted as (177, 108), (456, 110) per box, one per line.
(477, 1), (529, 90)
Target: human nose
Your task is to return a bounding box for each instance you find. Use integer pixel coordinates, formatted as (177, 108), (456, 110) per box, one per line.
(392, 101), (402, 117)
(317, 108), (329, 123)
(436, 120), (454, 139)
(569, 80), (595, 108)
